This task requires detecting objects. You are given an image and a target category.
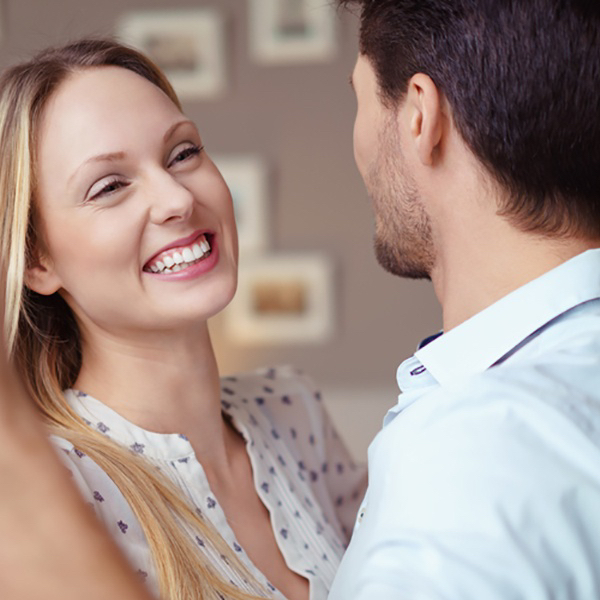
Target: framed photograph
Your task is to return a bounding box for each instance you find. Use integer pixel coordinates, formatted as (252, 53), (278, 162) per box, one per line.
(249, 0), (337, 64)
(115, 8), (227, 100)
(211, 155), (269, 255)
(224, 254), (334, 345)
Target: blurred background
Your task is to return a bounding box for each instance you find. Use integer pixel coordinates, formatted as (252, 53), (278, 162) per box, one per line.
(0, 0), (441, 462)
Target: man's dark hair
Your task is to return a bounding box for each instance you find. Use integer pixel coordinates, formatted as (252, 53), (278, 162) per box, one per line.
(339, 0), (600, 238)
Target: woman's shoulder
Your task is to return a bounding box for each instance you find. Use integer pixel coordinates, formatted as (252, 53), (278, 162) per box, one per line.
(220, 367), (367, 543)
(219, 365), (324, 430)
(220, 365), (319, 396)
(219, 365), (332, 462)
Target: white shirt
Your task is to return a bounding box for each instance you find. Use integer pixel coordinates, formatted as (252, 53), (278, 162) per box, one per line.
(329, 249), (600, 600)
(51, 366), (366, 599)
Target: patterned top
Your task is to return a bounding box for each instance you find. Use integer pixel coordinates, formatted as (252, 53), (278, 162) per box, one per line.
(51, 366), (367, 599)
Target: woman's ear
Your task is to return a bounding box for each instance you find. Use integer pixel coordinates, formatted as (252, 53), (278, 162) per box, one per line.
(25, 253), (62, 296)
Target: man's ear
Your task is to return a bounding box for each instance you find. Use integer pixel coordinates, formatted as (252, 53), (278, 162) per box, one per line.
(25, 253), (62, 296)
(403, 73), (444, 166)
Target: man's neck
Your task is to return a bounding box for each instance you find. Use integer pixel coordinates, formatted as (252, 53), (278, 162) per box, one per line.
(431, 219), (599, 332)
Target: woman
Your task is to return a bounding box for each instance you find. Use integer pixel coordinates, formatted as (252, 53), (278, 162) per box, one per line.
(0, 39), (366, 600)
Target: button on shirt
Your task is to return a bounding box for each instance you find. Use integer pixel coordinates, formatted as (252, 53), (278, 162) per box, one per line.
(51, 366), (367, 599)
(329, 249), (600, 600)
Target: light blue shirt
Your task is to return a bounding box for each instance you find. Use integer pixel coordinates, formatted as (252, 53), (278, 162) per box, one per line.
(329, 249), (600, 600)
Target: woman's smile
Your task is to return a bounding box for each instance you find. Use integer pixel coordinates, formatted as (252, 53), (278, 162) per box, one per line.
(144, 231), (213, 273)
(143, 231), (220, 281)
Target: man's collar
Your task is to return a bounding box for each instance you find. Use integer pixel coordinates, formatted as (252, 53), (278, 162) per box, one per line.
(414, 248), (600, 390)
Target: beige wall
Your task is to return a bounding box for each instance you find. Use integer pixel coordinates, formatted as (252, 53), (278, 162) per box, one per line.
(0, 0), (441, 460)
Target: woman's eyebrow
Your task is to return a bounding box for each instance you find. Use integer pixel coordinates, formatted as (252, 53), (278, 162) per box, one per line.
(163, 119), (196, 143)
(69, 151), (126, 185)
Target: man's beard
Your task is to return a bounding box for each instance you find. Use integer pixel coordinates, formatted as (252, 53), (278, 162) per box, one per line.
(366, 123), (434, 280)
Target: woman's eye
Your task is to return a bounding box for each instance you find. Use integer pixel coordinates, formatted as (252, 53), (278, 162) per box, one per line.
(169, 144), (203, 167)
(87, 178), (128, 201)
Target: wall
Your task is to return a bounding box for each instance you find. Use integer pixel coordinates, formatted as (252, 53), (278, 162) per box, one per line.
(0, 0), (441, 460)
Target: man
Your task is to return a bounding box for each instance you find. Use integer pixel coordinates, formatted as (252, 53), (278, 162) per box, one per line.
(328, 0), (600, 598)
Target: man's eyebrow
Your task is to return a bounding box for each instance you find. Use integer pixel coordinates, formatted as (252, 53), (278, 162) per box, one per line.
(348, 73), (355, 90)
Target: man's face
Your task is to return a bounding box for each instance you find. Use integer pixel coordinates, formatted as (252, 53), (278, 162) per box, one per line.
(351, 54), (434, 280)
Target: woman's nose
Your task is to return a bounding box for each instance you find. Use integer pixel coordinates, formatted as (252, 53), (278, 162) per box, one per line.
(147, 171), (195, 225)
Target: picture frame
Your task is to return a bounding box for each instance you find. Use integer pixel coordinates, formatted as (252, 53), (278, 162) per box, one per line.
(224, 254), (334, 345)
(211, 155), (269, 255)
(248, 0), (337, 64)
(115, 8), (227, 100)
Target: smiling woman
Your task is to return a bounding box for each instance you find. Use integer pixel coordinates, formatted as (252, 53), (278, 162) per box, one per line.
(0, 39), (366, 600)
(29, 64), (239, 336)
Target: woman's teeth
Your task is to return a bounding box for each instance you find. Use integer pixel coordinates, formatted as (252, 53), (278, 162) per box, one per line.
(145, 236), (211, 273)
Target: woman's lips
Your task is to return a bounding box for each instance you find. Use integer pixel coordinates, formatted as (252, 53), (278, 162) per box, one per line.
(144, 235), (220, 281)
(143, 232), (212, 273)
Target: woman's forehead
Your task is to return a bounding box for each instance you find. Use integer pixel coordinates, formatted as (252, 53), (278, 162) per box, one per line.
(42, 66), (176, 127)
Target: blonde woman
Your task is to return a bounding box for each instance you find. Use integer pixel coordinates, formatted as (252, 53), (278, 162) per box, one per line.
(0, 39), (366, 600)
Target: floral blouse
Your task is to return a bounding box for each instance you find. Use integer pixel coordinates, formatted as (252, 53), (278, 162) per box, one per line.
(51, 366), (367, 599)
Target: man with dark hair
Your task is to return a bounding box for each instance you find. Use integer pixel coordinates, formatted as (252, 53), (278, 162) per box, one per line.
(328, 1), (600, 598)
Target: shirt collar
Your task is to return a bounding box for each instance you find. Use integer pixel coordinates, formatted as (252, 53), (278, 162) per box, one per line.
(414, 248), (600, 390)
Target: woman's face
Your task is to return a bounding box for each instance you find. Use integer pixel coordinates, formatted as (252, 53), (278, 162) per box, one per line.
(28, 66), (238, 338)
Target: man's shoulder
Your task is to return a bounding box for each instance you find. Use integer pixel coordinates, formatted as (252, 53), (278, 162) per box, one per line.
(445, 303), (600, 441)
(366, 349), (600, 538)
(417, 349), (600, 457)
(375, 323), (600, 486)
(514, 297), (600, 364)
(475, 305), (600, 433)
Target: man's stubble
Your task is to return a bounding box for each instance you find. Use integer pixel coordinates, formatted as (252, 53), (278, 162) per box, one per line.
(367, 118), (435, 281)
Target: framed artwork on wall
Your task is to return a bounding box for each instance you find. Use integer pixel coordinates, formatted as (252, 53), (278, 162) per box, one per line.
(115, 8), (227, 100)
(249, 0), (337, 64)
(211, 155), (269, 255)
(224, 254), (334, 345)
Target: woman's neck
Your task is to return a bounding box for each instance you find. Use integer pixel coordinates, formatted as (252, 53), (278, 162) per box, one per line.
(73, 321), (233, 470)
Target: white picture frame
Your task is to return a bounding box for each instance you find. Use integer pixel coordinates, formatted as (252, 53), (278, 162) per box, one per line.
(225, 254), (334, 345)
(211, 155), (269, 255)
(115, 8), (227, 100)
(249, 0), (337, 64)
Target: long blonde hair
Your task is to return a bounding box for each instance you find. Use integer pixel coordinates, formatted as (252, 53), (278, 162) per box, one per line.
(0, 39), (266, 600)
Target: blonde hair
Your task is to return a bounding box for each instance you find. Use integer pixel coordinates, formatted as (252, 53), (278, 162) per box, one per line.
(0, 39), (266, 600)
